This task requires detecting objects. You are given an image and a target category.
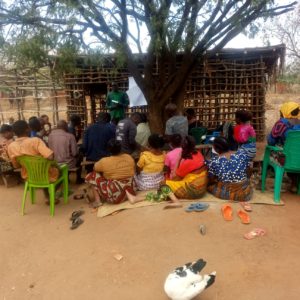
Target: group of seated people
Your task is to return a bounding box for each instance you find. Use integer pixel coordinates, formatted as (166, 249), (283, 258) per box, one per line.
(0, 100), (299, 205)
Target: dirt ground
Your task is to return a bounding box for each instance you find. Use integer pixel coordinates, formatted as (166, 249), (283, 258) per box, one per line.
(1, 92), (300, 300)
(1, 184), (300, 300)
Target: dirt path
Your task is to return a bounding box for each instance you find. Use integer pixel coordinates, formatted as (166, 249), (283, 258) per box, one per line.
(0, 185), (300, 300)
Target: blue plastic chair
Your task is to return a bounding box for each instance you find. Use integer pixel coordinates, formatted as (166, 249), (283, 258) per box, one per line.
(261, 130), (300, 202)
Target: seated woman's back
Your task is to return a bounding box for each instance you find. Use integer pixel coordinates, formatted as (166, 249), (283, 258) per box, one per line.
(206, 136), (252, 202)
(94, 153), (135, 180)
(207, 148), (249, 183)
(268, 102), (300, 146)
(176, 151), (205, 178)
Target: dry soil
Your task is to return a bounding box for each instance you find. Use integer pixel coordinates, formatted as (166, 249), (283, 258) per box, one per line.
(0, 184), (300, 300)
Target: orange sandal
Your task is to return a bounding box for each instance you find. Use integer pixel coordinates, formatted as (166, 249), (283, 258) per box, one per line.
(238, 209), (250, 224)
(221, 204), (233, 221)
(244, 228), (266, 240)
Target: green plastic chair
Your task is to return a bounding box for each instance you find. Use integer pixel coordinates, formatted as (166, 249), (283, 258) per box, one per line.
(17, 156), (69, 216)
(190, 127), (207, 145)
(261, 130), (300, 202)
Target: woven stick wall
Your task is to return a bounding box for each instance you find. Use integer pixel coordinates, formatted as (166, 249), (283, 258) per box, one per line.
(184, 58), (266, 140)
(0, 45), (283, 140)
(0, 67), (64, 124)
(63, 64), (130, 124)
(62, 46), (283, 141)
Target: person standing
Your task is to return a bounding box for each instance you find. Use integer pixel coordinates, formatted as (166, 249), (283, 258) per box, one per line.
(106, 82), (129, 124)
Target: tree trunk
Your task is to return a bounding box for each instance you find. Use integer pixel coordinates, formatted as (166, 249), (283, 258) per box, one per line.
(147, 77), (188, 134)
(148, 101), (164, 133)
(131, 52), (197, 134)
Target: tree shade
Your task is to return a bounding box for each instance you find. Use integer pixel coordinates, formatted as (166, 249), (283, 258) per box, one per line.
(0, 0), (297, 131)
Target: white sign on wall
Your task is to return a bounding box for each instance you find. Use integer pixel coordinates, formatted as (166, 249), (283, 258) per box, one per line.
(126, 77), (147, 107)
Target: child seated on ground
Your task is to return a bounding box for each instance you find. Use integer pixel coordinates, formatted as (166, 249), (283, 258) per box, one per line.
(134, 134), (166, 190)
(233, 110), (256, 160)
(164, 134), (182, 179)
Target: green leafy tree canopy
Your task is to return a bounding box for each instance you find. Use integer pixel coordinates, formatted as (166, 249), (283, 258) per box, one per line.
(0, 0), (297, 130)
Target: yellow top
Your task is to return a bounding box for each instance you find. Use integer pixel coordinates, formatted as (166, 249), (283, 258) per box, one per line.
(94, 154), (135, 179)
(137, 151), (166, 173)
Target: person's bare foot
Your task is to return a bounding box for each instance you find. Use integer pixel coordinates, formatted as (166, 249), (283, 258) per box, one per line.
(90, 201), (102, 208)
(126, 190), (136, 204)
(168, 192), (180, 203)
(163, 202), (182, 209)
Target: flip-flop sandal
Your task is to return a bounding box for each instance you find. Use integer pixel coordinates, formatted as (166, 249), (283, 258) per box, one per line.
(240, 202), (252, 212)
(221, 204), (233, 221)
(187, 202), (203, 208)
(70, 210), (85, 221)
(185, 203), (209, 212)
(70, 217), (84, 230)
(238, 209), (251, 224)
(244, 228), (266, 240)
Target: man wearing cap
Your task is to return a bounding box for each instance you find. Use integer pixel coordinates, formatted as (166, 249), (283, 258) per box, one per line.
(106, 83), (130, 124)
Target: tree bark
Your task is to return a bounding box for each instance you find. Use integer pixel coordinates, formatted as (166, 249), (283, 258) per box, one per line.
(137, 52), (194, 134)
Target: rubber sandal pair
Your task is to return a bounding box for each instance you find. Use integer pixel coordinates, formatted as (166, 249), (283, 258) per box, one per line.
(244, 228), (266, 240)
(70, 217), (84, 230)
(185, 202), (209, 212)
(70, 210), (84, 221)
(221, 204), (250, 224)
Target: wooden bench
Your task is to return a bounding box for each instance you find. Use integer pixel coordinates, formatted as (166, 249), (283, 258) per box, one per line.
(196, 144), (212, 157)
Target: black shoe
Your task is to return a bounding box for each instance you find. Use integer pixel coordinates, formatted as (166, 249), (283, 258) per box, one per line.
(70, 217), (84, 230)
(70, 210), (85, 221)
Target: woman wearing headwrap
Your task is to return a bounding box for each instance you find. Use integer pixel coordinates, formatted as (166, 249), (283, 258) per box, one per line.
(268, 101), (300, 146)
(267, 101), (300, 192)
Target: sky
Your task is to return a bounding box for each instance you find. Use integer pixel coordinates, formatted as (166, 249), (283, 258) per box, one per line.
(225, 0), (295, 49)
(226, 34), (269, 49)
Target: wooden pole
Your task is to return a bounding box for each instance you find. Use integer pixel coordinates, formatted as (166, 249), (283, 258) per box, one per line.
(34, 71), (40, 116)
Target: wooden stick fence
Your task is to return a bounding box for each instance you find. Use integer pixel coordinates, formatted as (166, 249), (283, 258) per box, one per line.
(0, 45), (284, 141)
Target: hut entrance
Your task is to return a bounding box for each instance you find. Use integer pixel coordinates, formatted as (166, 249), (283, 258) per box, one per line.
(86, 83), (107, 124)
